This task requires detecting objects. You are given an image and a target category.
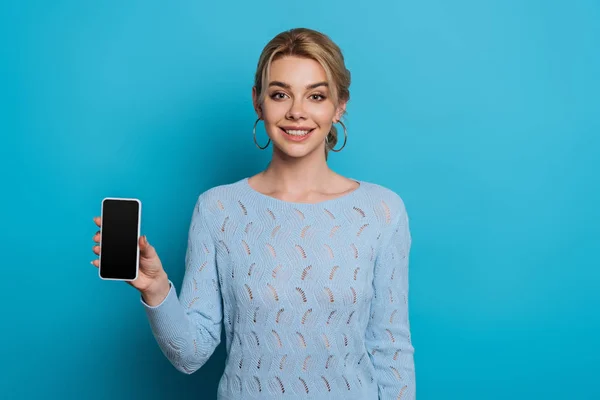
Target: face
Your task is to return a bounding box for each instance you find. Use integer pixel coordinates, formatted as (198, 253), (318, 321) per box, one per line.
(253, 56), (346, 159)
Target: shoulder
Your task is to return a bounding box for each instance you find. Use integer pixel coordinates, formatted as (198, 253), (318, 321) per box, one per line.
(192, 178), (247, 215)
(358, 180), (409, 221)
(359, 181), (412, 251)
(198, 179), (244, 202)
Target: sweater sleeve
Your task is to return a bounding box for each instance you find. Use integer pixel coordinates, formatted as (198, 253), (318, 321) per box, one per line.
(140, 194), (222, 374)
(365, 202), (416, 399)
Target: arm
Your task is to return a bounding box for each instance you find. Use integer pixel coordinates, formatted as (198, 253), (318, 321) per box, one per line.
(140, 194), (222, 374)
(365, 202), (415, 399)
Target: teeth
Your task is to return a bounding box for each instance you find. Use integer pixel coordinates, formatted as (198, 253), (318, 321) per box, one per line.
(285, 129), (311, 136)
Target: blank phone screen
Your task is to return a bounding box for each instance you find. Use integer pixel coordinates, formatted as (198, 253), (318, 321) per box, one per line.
(99, 199), (140, 280)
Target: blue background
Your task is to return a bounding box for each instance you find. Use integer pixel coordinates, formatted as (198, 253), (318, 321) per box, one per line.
(2, 1), (598, 399)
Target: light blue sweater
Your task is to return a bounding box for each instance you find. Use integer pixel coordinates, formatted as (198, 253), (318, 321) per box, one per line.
(141, 177), (415, 399)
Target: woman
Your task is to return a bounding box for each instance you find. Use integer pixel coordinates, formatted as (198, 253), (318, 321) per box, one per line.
(92, 28), (415, 399)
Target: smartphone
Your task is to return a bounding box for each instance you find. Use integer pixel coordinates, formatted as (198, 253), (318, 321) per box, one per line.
(99, 197), (141, 281)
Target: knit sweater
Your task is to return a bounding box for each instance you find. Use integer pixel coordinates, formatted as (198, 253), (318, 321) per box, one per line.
(141, 177), (415, 399)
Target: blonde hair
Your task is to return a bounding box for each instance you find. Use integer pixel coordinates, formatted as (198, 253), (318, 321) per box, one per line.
(254, 28), (351, 157)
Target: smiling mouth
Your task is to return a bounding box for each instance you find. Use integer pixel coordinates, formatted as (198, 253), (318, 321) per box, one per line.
(280, 128), (315, 137)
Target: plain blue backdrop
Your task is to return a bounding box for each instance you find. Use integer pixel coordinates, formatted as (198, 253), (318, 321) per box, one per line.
(1, 0), (598, 399)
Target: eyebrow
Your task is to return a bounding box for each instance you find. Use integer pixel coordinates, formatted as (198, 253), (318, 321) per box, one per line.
(268, 81), (329, 90)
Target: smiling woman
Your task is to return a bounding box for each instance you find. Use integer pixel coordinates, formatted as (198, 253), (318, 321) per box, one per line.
(92, 27), (416, 400)
(254, 57), (341, 155)
(261, 60), (335, 150)
(252, 29), (351, 160)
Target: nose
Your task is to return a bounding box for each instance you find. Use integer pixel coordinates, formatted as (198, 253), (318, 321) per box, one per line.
(286, 98), (307, 120)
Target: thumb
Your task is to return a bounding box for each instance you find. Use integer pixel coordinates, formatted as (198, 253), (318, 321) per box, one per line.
(139, 235), (156, 258)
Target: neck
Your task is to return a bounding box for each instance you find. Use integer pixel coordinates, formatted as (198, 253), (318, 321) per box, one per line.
(262, 145), (333, 193)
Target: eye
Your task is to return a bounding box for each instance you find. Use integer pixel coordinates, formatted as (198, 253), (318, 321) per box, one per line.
(310, 93), (326, 101)
(270, 92), (288, 100)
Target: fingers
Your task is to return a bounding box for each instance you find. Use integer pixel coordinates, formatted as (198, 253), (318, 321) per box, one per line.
(139, 235), (155, 258)
(91, 242), (99, 267)
(91, 217), (101, 266)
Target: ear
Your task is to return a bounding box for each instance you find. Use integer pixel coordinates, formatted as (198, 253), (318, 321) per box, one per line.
(333, 100), (347, 123)
(252, 86), (262, 119)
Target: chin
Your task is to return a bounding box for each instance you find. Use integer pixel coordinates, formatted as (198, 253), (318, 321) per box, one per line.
(274, 141), (324, 159)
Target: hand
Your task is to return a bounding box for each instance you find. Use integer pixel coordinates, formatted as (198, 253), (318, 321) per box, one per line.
(91, 216), (169, 299)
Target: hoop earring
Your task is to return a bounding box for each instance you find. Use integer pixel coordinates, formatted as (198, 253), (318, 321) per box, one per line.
(326, 120), (347, 152)
(253, 118), (270, 150)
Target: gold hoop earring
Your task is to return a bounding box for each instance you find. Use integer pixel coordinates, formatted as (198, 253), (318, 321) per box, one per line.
(253, 118), (270, 150)
(326, 120), (347, 152)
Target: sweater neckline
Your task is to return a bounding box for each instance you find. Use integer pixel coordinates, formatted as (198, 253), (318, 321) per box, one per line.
(241, 177), (365, 207)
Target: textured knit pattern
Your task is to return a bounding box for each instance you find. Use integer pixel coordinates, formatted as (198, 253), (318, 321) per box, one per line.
(141, 177), (415, 399)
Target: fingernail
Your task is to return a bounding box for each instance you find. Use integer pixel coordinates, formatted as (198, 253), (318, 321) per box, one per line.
(90, 261), (94, 265)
